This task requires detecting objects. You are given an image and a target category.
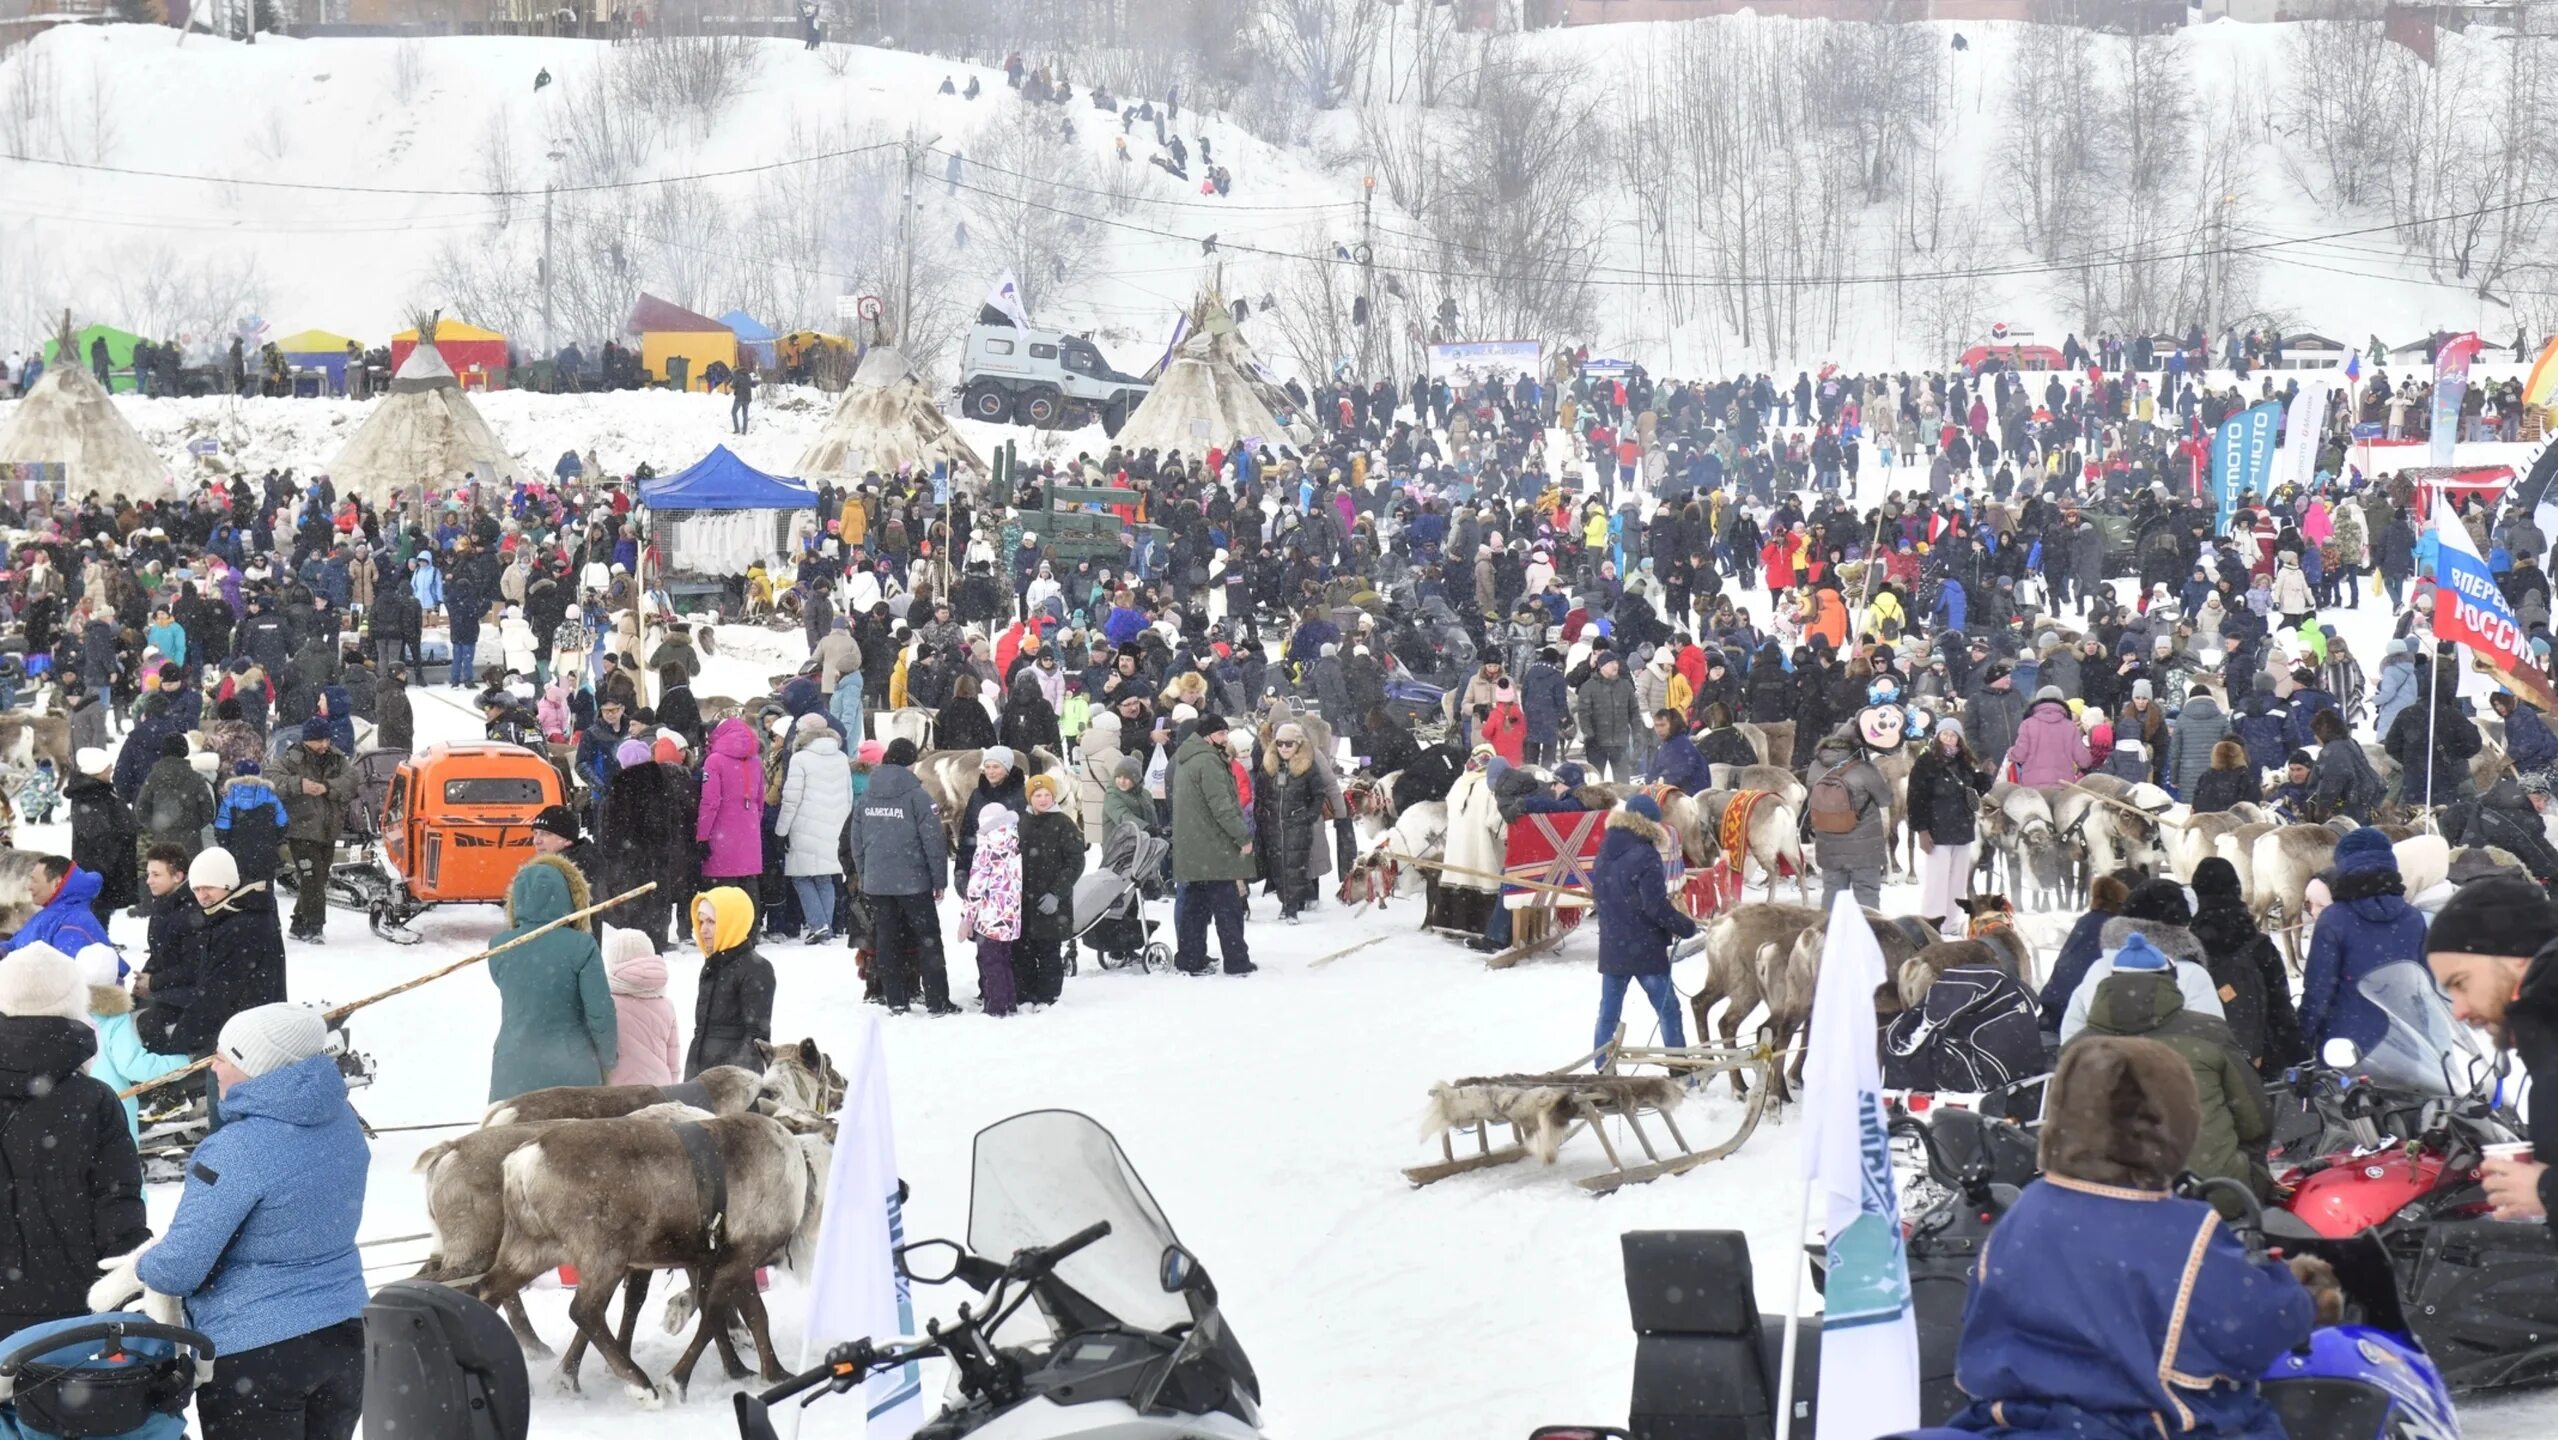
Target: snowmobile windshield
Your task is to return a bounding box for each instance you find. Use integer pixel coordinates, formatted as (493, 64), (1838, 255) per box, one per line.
(2352, 961), (2465, 1098)
(968, 1110), (1190, 1337)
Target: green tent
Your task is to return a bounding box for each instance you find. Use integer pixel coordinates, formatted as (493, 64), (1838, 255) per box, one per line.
(41, 324), (145, 394)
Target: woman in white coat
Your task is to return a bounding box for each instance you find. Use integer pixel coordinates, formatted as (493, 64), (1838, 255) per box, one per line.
(772, 713), (854, 944)
(1440, 745), (1508, 933)
(498, 606), (540, 678)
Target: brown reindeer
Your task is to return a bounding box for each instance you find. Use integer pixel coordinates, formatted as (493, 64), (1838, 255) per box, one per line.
(479, 1112), (831, 1402)
(481, 1039), (843, 1129)
(1758, 908), (1942, 1101)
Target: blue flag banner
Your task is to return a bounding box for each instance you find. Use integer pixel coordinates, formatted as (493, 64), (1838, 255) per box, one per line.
(2210, 401), (2281, 533)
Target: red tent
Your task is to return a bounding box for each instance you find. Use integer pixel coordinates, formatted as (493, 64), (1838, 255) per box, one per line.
(388, 321), (510, 387)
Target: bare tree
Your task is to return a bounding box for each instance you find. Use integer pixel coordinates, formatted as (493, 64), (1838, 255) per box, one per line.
(479, 107), (525, 231)
(2279, 18), (2396, 209)
(959, 103), (1103, 317)
(389, 37), (427, 105)
(1254, 0), (1381, 112)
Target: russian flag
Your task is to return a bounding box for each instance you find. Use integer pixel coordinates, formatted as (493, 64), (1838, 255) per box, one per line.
(2345, 351), (2363, 383)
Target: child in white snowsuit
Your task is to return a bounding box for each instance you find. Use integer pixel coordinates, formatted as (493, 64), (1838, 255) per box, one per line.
(961, 806), (1023, 1016)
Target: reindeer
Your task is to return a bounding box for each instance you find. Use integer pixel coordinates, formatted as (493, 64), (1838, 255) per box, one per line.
(1341, 798), (1446, 907)
(2169, 803), (2268, 882)
(1686, 902), (1815, 1096)
(1710, 763), (1807, 810)
(1686, 788), (1813, 904)
(2251, 821), (2354, 966)
(869, 707), (936, 754)
(478, 1112), (831, 1403)
(481, 1039), (842, 1128)
(0, 711), (72, 776)
(1982, 783), (2066, 910)
(1755, 908), (1942, 1101)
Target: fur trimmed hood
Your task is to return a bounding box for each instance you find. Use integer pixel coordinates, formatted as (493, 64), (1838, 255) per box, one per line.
(505, 853), (594, 933)
(88, 983), (130, 1018)
(2100, 915), (2202, 965)
(1606, 806), (1668, 847)
(2039, 1034), (2201, 1192)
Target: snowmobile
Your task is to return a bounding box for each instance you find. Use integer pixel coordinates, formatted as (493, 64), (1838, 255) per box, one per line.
(735, 1110), (1262, 1440)
(1529, 1112), (2467, 1440)
(2268, 1038), (2558, 1395)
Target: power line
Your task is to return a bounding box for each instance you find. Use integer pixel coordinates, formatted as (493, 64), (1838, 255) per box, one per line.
(927, 145), (1359, 214)
(0, 140), (901, 198)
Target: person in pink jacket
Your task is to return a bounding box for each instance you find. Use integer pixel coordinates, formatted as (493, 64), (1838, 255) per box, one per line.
(2006, 685), (2093, 787)
(600, 926), (681, 1086)
(694, 715), (765, 885)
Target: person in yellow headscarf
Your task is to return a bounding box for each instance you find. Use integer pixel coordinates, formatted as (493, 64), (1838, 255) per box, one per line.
(684, 886), (773, 1077)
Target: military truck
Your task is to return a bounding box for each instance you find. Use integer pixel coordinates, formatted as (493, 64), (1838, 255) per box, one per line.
(957, 322), (1150, 434)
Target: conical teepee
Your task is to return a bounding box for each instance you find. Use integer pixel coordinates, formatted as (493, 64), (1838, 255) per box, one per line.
(1113, 290), (1314, 457)
(796, 347), (986, 486)
(0, 312), (172, 496)
(329, 313), (524, 504)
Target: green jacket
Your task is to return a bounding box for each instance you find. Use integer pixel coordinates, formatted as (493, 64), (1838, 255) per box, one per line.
(2078, 970), (2271, 1205)
(485, 855), (618, 1102)
(267, 743), (355, 844)
(1170, 734), (1253, 884)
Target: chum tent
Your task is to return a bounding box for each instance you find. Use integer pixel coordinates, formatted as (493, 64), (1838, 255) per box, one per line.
(389, 320), (509, 387)
(1113, 290), (1315, 457)
(40, 324), (145, 394)
(328, 337), (524, 506)
(2, 320), (170, 494)
(640, 445), (817, 576)
(627, 295), (736, 391)
(275, 328), (363, 394)
(718, 310), (779, 371)
(796, 347), (986, 487)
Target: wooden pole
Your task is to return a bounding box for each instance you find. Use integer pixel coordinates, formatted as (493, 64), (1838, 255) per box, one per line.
(1379, 850), (1589, 900)
(120, 882), (657, 1099)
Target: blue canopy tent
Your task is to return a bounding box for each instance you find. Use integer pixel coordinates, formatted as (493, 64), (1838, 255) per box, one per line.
(638, 446), (817, 584)
(718, 310), (779, 372)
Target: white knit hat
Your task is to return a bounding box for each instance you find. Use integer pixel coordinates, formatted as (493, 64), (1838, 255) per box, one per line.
(217, 1003), (329, 1080)
(599, 925), (655, 968)
(188, 847), (240, 892)
(74, 943), (123, 989)
(74, 747), (109, 776)
(977, 805), (1018, 834)
(0, 942), (88, 1022)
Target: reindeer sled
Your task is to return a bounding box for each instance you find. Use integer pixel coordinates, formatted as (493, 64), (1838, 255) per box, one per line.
(1405, 1026), (1773, 1195)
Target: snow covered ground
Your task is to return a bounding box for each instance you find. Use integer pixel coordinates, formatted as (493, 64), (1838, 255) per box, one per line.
(0, 423), (2540, 1436)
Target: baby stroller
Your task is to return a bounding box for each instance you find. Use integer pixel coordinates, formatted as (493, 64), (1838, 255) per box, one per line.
(1069, 821), (1172, 972)
(0, 1314), (214, 1440)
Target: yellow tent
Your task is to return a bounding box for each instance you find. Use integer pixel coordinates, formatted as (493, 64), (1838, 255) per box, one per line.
(627, 294), (736, 391)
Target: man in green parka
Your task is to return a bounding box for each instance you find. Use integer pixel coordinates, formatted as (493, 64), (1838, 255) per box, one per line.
(1170, 714), (1255, 977)
(485, 853), (617, 1101)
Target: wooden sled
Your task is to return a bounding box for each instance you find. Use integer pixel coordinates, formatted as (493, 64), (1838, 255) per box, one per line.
(1405, 1028), (1775, 1195)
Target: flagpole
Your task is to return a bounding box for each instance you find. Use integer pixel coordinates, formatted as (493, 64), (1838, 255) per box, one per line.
(1771, 1173), (1816, 1438)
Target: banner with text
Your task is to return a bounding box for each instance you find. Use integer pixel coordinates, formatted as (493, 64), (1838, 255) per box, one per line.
(2432, 332), (2482, 468)
(2210, 401), (2281, 534)
(1426, 339), (1543, 384)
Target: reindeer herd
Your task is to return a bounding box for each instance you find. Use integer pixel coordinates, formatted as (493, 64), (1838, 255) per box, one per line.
(410, 1040), (846, 1406)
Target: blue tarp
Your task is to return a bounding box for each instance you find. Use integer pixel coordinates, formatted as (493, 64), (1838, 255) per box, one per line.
(718, 310), (779, 369)
(638, 445), (815, 510)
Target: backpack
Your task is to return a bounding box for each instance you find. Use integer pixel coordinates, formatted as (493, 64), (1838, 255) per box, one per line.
(1810, 765), (1863, 835)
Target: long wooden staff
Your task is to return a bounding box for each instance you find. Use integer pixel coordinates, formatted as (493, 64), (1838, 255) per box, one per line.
(120, 882), (657, 1099)
(1379, 850), (1589, 900)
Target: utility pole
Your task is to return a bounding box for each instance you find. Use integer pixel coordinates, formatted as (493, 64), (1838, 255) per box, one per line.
(541, 179), (556, 362)
(1359, 174), (1376, 381)
(897, 125), (920, 347)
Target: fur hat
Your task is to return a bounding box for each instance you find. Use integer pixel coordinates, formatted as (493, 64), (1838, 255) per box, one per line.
(0, 942), (88, 1023)
(2037, 1035), (2201, 1193)
(883, 738), (918, 766)
(2334, 825), (2397, 876)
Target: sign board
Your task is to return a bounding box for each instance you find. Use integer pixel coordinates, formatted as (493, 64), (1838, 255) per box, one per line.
(834, 294), (863, 320)
(1427, 339), (1543, 383)
(3, 463), (67, 506)
(188, 438), (221, 457)
(932, 464), (949, 505)
(2352, 422), (2384, 441)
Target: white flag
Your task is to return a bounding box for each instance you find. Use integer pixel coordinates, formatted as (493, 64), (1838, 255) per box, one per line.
(1800, 892), (1920, 1439)
(799, 1014), (925, 1439)
(2277, 382), (2331, 493)
(983, 271), (1031, 331)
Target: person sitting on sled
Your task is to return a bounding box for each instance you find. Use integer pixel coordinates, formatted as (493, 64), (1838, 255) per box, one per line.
(1931, 1034), (2337, 1440)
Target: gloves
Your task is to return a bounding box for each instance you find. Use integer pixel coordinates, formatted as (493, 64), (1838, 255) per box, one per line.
(1037, 894), (1059, 915)
(89, 1246), (183, 1325)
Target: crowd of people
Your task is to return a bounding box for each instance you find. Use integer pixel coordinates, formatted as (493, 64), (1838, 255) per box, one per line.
(0, 332), (2551, 1437)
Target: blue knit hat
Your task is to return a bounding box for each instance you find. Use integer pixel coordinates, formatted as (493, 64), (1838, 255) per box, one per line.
(2334, 826), (2397, 876)
(2113, 932), (2171, 972)
(1624, 794), (1663, 823)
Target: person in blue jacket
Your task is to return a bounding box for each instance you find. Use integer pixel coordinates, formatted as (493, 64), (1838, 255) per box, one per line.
(2300, 826), (2428, 1063)
(123, 1003), (368, 1440)
(1646, 710), (1714, 793)
(1591, 794), (1695, 1058)
(1932, 1034), (2326, 1440)
(6, 858), (111, 957)
(2038, 872), (2133, 1034)
(2491, 690), (2558, 779)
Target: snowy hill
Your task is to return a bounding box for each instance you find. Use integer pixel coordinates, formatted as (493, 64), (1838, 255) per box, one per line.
(2, 14), (2551, 383)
